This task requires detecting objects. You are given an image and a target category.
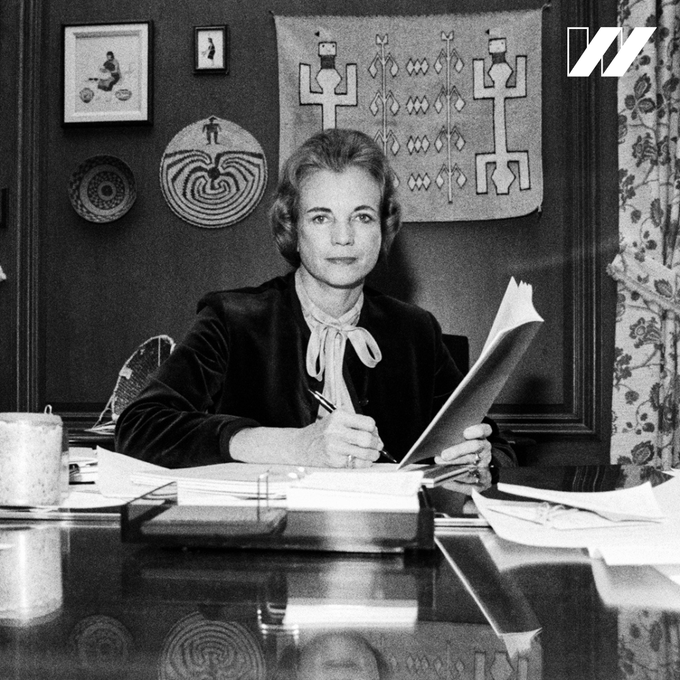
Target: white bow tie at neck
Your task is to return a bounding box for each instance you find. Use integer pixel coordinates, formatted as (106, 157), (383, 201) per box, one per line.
(305, 316), (382, 412)
(295, 271), (382, 412)
(307, 320), (382, 379)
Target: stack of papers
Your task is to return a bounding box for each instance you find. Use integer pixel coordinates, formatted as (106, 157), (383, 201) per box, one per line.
(483, 482), (664, 528)
(287, 470), (423, 513)
(96, 449), (423, 513)
(472, 476), (680, 566)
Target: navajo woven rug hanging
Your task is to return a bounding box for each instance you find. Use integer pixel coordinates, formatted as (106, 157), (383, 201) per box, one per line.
(275, 11), (543, 222)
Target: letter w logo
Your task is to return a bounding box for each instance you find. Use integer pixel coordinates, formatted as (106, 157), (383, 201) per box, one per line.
(567, 27), (656, 77)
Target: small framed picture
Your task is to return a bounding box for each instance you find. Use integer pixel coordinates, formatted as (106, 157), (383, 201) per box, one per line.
(62, 21), (153, 126)
(194, 25), (229, 74)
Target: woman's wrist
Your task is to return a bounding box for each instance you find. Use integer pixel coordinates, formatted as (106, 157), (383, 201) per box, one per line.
(229, 426), (309, 466)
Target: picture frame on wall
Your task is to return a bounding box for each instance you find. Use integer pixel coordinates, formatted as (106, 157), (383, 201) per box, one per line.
(194, 25), (229, 74)
(62, 21), (153, 126)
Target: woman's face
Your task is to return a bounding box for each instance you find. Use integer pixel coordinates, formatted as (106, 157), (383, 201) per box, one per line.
(297, 166), (382, 293)
(298, 633), (380, 680)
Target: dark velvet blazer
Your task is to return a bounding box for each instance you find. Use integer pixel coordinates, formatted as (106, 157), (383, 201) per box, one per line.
(115, 273), (515, 468)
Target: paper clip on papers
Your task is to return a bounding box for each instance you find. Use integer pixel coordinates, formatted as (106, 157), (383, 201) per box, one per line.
(534, 503), (579, 527)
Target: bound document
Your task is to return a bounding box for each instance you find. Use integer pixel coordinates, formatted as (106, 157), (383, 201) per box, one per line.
(399, 278), (543, 467)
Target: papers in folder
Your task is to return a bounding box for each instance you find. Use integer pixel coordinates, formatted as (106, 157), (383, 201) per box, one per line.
(399, 278), (543, 467)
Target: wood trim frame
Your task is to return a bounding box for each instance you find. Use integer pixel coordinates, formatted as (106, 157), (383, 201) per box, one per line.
(489, 0), (618, 441)
(15, 0), (44, 412)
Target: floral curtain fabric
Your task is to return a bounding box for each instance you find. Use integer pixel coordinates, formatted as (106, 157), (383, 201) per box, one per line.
(608, 0), (680, 468)
(618, 610), (680, 679)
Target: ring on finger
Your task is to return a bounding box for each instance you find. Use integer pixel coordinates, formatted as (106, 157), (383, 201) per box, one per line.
(346, 454), (355, 469)
(474, 451), (481, 465)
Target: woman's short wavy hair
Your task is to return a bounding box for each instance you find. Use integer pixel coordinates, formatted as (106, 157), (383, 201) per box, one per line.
(270, 128), (402, 268)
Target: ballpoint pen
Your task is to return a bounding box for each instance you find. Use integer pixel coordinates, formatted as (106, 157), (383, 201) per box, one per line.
(307, 388), (398, 463)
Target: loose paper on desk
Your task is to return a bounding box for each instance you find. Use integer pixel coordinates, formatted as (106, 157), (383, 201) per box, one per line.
(131, 461), (299, 500)
(97, 448), (422, 512)
(472, 476), (680, 565)
(496, 481), (665, 522)
(97, 447), (166, 499)
(399, 278), (543, 467)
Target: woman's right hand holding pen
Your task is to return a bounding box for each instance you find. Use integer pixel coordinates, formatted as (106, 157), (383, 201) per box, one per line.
(230, 410), (383, 468)
(297, 410), (383, 468)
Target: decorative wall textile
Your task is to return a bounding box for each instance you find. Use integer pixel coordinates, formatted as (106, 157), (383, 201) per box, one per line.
(159, 116), (268, 229)
(275, 12), (543, 222)
(609, 0), (680, 468)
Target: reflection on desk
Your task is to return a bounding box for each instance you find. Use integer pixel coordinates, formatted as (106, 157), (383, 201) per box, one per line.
(0, 464), (678, 680)
(0, 523), (542, 680)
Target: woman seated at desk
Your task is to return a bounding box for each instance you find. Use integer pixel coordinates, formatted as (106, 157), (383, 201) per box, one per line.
(115, 129), (515, 470)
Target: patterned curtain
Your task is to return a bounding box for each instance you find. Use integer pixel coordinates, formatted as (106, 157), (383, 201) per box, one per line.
(618, 609), (680, 679)
(608, 0), (680, 468)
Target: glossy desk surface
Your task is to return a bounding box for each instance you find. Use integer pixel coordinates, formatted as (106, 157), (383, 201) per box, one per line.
(0, 465), (677, 680)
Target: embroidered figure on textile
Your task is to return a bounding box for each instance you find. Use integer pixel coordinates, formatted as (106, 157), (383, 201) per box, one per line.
(275, 12), (543, 222)
(299, 42), (357, 130)
(434, 31), (468, 202)
(473, 37), (530, 196)
(368, 35), (401, 162)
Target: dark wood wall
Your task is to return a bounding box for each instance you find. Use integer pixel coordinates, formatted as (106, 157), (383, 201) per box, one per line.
(0, 0), (619, 465)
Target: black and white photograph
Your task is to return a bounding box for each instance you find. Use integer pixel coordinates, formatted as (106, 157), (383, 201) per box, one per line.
(1, 1), (677, 678)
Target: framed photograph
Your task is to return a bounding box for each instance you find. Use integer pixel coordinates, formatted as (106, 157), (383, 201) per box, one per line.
(62, 22), (153, 126)
(194, 25), (229, 74)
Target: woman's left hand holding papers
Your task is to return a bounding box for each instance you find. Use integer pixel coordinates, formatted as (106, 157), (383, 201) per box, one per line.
(434, 423), (493, 468)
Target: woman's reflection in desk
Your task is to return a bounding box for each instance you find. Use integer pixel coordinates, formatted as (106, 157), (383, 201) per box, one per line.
(274, 631), (388, 680)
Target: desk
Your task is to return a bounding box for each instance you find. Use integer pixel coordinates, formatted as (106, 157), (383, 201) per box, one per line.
(0, 466), (677, 680)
